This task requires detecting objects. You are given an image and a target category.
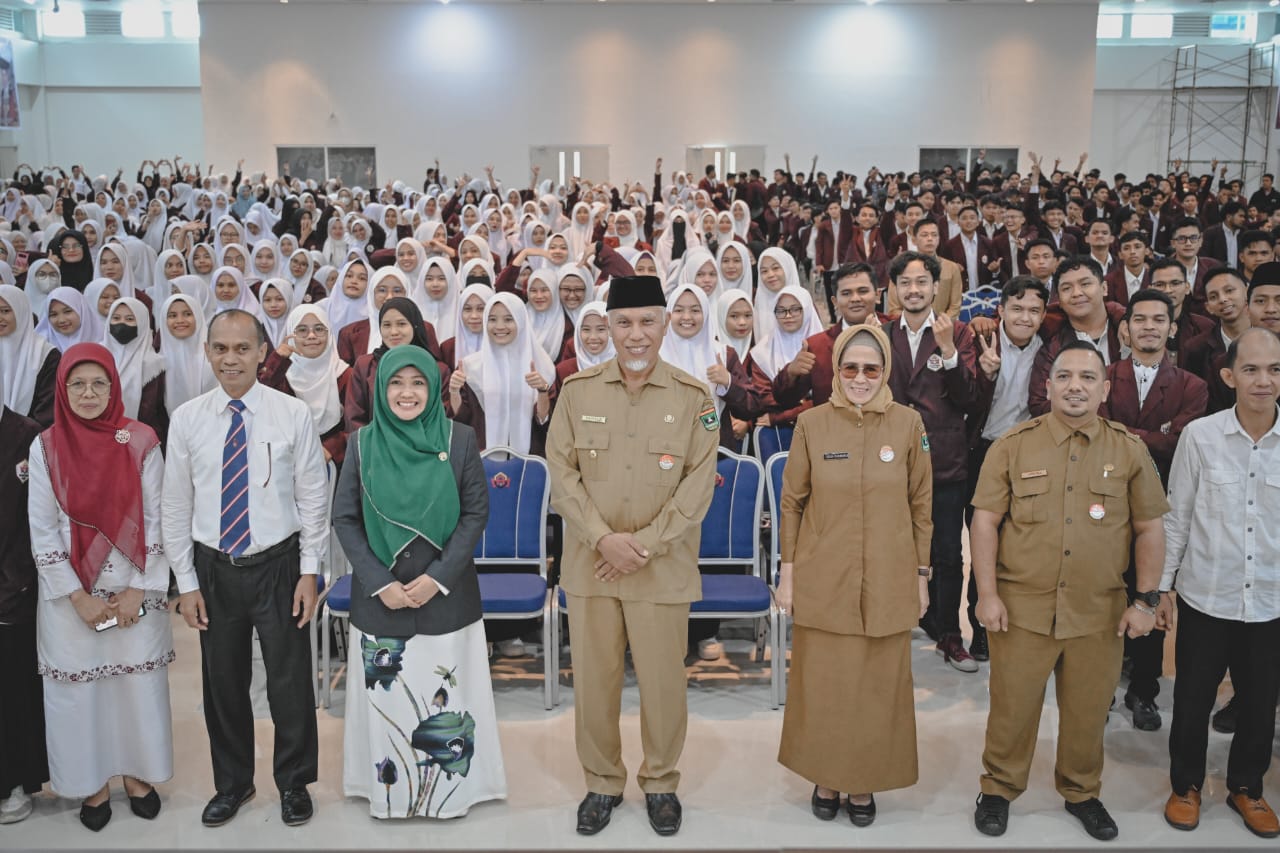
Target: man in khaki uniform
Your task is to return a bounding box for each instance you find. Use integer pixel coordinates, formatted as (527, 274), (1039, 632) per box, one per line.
(547, 275), (718, 838)
(969, 340), (1169, 842)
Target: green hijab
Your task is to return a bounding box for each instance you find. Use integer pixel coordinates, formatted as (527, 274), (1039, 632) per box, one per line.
(359, 345), (460, 565)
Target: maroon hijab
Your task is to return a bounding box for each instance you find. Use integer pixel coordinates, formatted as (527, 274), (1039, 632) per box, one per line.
(39, 342), (159, 593)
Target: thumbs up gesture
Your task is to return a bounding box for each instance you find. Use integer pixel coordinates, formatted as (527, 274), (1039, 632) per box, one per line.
(525, 360), (549, 393)
(706, 350), (731, 388)
(786, 339), (817, 378)
(448, 361), (467, 394)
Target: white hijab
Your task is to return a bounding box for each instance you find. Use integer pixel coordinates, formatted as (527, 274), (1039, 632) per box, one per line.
(94, 242), (136, 298)
(716, 240), (753, 294)
(749, 285), (824, 380)
(157, 293), (215, 413)
(525, 268), (565, 361)
(566, 202), (594, 259)
(556, 263), (596, 328)
(37, 286), (98, 352)
(753, 247), (802, 340)
(151, 248), (188, 303)
(103, 296), (165, 419)
(22, 258), (61, 320)
(417, 256), (458, 342)
(250, 241), (283, 281)
(572, 300), (614, 371)
(321, 217), (350, 268)
(677, 247), (721, 313)
(284, 303), (347, 435)
(715, 288), (754, 364)
(258, 278), (297, 347)
(462, 292), (556, 455)
(660, 284), (728, 415)
(0, 284), (53, 416)
(210, 265), (263, 317)
(365, 267), (411, 354)
(452, 283), (493, 368)
(321, 257), (370, 335)
(288, 248), (315, 292)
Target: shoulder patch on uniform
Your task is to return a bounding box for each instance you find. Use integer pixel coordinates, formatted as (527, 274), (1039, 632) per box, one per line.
(698, 401), (719, 431)
(1004, 416), (1044, 437)
(562, 363), (607, 387)
(920, 431), (931, 452)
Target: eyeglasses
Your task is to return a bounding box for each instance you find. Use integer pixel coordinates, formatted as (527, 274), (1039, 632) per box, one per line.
(66, 379), (111, 396)
(773, 306), (804, 318)
(293, 324), (329, 338)
(1170, 235), (1201, 244)
(560, 287), (587, 297)
(839, 363), (883, 380)
(1151, 279), (1185, 288)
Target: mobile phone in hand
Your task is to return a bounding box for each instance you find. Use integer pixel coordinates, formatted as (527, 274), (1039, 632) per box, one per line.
(95, 603), (147, 632)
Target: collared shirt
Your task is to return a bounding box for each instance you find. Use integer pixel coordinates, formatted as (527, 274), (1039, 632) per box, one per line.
(1161, 406), (1280, 622)
(1224, 227), (1239, 269)
(983, 323), (1043, 441)
(161, 381), (329, 593)
(961, 232), (980, 290)
(1133, 360), (1159, 409)
(900, 312), (960, 368)
(946, 217), (962, 241)
(983, 219), (999, 239)
(972, 413), (1170, 639)
(1074, 327), (1112, 366)
(1092, 253), (1113, 275)
(1125, 266), (1145, 300)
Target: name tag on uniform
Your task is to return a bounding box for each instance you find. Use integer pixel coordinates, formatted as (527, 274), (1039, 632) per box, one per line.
(1020, 469), (1048, 479)
(581, 415), (607, 424)
(823, 452), (850, 461)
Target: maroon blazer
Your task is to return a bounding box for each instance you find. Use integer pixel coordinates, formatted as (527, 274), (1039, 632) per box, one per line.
(1182, 328), (1235, 414)
(771, 317), (890, 410)
(448, 382), (547, 457)
(337, 317), (444, 368)
(941, 233), (997, 290)
(748, 353), (812, 428)
(990, 227), (1037, 281)
(1028, 303), (1128, 417)
(1104, 265), (1150, 306)
(343, 348), (451, 434)
(259, 349), (354, 464)
(1169, 309), (1216, 370)
(883, 318), (981, 484)
(813, 208), (854, 270)
(1185, 256), (1224, 317)
(847, 226), (891, 285)
(1098, 356), (1207, 484)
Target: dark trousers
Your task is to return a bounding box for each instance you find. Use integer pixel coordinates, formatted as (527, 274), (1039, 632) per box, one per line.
(0, 620), (48, 794)
(924, 479), (967, 638)
(195, 543), (318, 795)
(1123, 561), (1164, 702)
(1168, 601), (1280, 799)
(820, 270), (837, 321)
(963, 440), (993, 637)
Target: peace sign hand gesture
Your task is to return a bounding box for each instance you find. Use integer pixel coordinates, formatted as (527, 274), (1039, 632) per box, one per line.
(977, 331), (1001, 379)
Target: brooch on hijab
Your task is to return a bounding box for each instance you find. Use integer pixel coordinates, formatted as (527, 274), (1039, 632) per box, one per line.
(114, 429), (131, 444)
(438, 451), (449, 462)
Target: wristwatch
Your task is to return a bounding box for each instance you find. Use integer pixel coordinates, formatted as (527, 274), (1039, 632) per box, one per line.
(1134, 590), (1161, 608)
(917, 566), (933, 581)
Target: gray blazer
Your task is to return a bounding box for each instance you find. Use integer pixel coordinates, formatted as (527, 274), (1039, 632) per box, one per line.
(332, 422), (488, 637)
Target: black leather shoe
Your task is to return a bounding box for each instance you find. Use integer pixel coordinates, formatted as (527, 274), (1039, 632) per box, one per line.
(645, 793), (682, 836)
(129, 788), (161, 820)
(969, 629), (990, 662)
(1124, 693), (1162, 731)
(974, 793), (1009, 836)
(79, 799), (111, 832)
(201, 786), (255, 827)
(811, 786), (840, 820)
(1065, 797), (1119, 841)
(576, 792), (622, 835)
(847, 794), (876, 827)
(1213, 697), (1238, 734)
(280, 788), (313, 827)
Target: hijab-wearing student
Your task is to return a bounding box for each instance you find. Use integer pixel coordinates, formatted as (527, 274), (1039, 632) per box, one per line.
(749, 285), (825, 429)
(259, 304), (352, 465)
(753, 247), (803, 340)
(23, 258), (61, 321)
(323, 257), (372, 345)
(344, 297), (440, 434)
(441, 283), (494, 370)
(0, 284), (59, 427)
(49, 230), (94, 291)
(37, 286), (100, 356)
(526, 268), (571, 363)
(257, 278), (297, 348)
(103, 297), (167, 443)
(157, 293), (215, 416)
(553, 301), (614, 395)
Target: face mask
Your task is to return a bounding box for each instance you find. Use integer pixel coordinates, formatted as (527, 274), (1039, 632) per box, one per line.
(34, 271), (59, 291)
(109, 322), (139, 345)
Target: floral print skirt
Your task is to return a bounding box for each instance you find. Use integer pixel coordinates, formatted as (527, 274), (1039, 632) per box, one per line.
(343, 619), (507, 819)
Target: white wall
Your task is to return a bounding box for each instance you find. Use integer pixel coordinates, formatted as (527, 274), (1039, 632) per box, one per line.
(199, 1), (1099, 186)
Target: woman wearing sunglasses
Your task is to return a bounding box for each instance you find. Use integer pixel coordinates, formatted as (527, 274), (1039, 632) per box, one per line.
(774, 322), (933, 828)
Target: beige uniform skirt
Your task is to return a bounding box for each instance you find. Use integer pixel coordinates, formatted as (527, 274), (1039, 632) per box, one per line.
(777, 626), (918, 794)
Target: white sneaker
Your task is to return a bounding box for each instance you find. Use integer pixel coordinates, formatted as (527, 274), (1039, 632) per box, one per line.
(697, 637), (724, 661)
(495, 638), (527, 658)
(0, 788), (33, 824)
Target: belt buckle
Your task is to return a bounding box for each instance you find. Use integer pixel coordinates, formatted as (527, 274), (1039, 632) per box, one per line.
(227, 552), (244, 567)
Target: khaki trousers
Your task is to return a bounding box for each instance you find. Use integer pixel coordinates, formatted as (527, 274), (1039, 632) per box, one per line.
(565, 593), (690, 795)
(980, 623), (1122, 803)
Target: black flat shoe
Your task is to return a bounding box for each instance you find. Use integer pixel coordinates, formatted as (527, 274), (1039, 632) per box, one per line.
(969, 629), (990, 662)
(128, 788), (161, 820)
(201, 785), (255, 827)
(576, 792), (623, 836)
(645, 792), (682, 836)
(1124, 693), (1162, 731)
(280, 788), (313, 827)
(974, 793), (1009, 836)
(811, 786), (840, 820)
(79, 799), (111, 832)
(1065, 797), (1119, 841)
(1213, 697), (1238, 734)
(847, 794), (876, 827)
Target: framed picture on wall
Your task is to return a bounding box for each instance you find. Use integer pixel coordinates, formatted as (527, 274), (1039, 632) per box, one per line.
(276, 146), (326, 183)
(0, 37), (20, 130)
(919, 148), (968, 174)
(327, 147), (377, 188)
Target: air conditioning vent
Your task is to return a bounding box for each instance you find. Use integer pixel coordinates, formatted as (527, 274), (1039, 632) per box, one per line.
(84, 10), (122, 36)
(1173, 14), (1211, 37)
(0, 9), (15, 33)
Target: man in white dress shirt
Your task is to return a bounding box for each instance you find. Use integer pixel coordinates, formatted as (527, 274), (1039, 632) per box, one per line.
(1159, 328), (1280, 839)
(162, 309), (328, 829)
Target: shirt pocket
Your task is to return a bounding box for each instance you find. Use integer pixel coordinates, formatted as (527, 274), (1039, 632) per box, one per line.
(1088, 473), (1130, 525)
(250, 435), (293, 489)
(1203, 468), (1242, 520)
(1260, 473), (1280, 515)
(1010, 475), (1050, 524)
(574, 432), (610, 481)
(646, 437), (687, 487)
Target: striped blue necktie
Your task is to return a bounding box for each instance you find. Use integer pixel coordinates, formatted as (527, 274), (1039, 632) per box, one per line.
(220, 399), (251, 556)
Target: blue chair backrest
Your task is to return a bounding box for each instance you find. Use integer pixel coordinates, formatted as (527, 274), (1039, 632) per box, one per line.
(699, 450), (763, 566)
(755, 425), (794, 466)
(475, 449), (549, 569)
(959, 284), (1002, 324)
(765, 451), (789, 582)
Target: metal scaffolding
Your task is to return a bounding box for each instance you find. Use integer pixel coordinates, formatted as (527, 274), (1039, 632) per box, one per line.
(1166, 43), (1275, 186)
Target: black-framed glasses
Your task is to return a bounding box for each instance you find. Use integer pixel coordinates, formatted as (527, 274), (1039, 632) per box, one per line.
(773, 306), (803, 318)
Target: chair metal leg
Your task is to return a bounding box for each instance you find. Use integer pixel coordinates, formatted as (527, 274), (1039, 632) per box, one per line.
(541, 592), (553, 711)
(321, 606), (331, 709)
(551, 591), (562, 707)
(310, 614), (320, 710)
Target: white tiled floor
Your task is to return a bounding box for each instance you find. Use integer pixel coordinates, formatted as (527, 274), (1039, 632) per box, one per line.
(4, 609), (1275, 851)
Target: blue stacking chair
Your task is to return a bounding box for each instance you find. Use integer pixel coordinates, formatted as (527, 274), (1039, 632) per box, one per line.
(959, 284), (1002, 324)
(764, 451), (790, 705)
(312, 460), (347, 709)
(476, 448), (556, 711)
(753, 424), (794, 468)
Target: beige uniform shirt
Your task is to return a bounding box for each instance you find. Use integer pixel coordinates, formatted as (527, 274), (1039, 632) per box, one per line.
(971, 413), (1169, 639)
(547, 359), (719, 604)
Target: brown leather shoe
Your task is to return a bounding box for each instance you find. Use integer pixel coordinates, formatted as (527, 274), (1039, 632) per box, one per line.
(1227, 792), (1280, 839)
(1163, 789), (1200, 831)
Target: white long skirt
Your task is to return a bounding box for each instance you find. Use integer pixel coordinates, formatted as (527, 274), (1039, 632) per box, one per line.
(343, 619), (507, 819)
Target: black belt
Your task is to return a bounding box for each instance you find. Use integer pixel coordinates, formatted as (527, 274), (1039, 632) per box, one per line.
(195, 533), (300, 568)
